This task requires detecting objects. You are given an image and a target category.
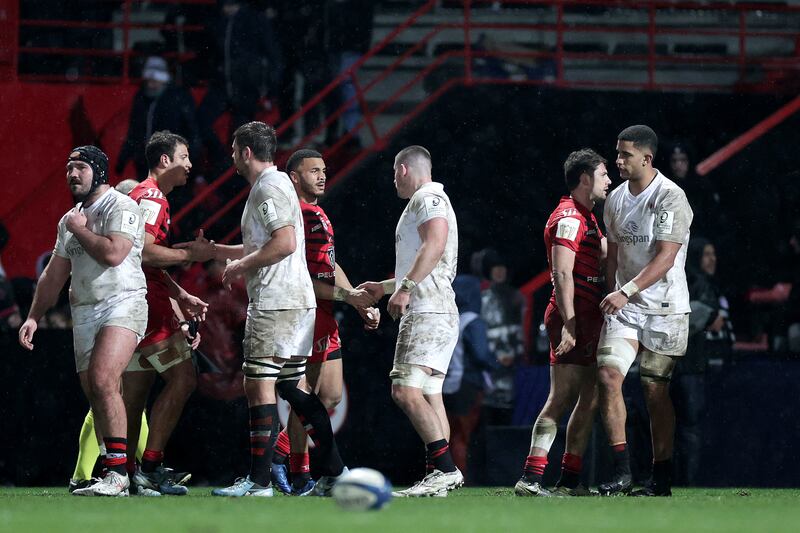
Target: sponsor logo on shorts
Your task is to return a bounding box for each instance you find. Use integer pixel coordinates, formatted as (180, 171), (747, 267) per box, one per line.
(315, 336), (330, 354)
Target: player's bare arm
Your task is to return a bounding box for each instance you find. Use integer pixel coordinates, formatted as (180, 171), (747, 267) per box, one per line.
(222, 225), (295, 289)
(551, 244), (577, 356)
(65, 208), (133, 267)
(334, 263), (377, 308)
(163, 272), (208, 321)
(167, 229), (217, 264)
(168, 297), (203, 350)
(311, 263), (376, 308)
(18, 254), (71, 350)
(334, 263), (380, 328)
(143, 230), (215, 267)
(387, 217), (448, 320)
(600, 240), (682, 315)
(200, 242), (244, 262)
(357, 278), (395, 301)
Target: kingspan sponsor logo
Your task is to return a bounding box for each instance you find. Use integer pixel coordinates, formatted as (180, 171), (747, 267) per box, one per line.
(619, 221), (650, 245)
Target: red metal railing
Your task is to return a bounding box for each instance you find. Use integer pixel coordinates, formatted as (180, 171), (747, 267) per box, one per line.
(167, 0), (799, 242)
(697, 94), (800, 176)
(15, 0), (213, 84)
(12, 0), (799, 238)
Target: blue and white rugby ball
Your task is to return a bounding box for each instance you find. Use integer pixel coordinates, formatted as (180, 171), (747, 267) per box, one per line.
(332, 468), (392, 511)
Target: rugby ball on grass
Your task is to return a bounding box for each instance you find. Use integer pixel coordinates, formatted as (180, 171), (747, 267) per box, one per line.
(332, 468), (392, 511)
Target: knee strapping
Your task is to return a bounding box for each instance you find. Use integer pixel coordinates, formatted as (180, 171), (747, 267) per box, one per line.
(242, 358), (282, 380)
(530, 417), (558, 452)
(277, 361), (306, 383)
(597, 338), (638, 376)
(390, 363), (442, 393)
(639, 350), (676, 383)
(423, 374), (444, 395)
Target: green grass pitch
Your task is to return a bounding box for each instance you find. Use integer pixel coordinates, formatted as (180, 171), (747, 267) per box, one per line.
(2, 487), (799, 532)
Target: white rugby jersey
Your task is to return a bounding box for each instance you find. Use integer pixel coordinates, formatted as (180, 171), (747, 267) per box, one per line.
(395, 181), (458, 314)
(241, 166), (315, 310)
(53, 187), (146, 318)
(603, 170), (693, 315)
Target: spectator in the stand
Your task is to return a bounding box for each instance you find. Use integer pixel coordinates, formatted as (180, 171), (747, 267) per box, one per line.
(275, 0), (334, 146)
(668, 143), (726, 237)
(786, 220), (800, 352)
(161, 2), (218, 85)
(116, 57), (201, 180)
(0, 222), (22, 334)
(473, 35), (556, 82)
(475, 249), (525, 425)
(197, 0), (282, 176)
(443, 274), (498, 479)
(672, 237), (733, 485)
(326, 0), (375, 146)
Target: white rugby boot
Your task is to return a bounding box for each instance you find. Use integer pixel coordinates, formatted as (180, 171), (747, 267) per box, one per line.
(514, 478), (556, 497)
(312, 466), (349, 497)
(392, 468), (464, 498)
(73, 471), (130, 497)
(212, 476), (273, 497)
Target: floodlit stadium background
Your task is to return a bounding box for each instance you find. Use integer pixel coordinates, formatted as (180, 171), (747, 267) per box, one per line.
(1, 0), (799, 491)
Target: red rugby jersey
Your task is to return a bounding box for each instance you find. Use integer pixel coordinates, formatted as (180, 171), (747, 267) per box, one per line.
(301, 201), (335, 314)
(129, 176), (171, 294)
(544, 196), (604, 307)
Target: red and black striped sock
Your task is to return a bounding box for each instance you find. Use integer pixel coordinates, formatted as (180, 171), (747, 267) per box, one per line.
(102, 437), (128, 476)
(290, 452), (311, 490)
(557, 453), (582, 488)
(426, 439), (456, 474)
(523, 455), (547, 484)
(249, 404), (279, 486)
(141, 449), (164, 474)
(272, 430), (290, 465)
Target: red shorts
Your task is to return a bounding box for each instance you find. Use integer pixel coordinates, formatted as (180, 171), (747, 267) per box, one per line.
(308, 309), (341, 364)
(545, 299), (603, 366)
(140, 290), (180, 348)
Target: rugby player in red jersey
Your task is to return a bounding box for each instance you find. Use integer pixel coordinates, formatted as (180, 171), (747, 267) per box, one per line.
(269, 149), (379, 495)
(514, 149), (610, 497)
(125, 131), (216, 495)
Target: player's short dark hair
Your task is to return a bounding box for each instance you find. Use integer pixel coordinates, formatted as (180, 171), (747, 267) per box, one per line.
(395, 145), (432, 170)
(145, 131), (188, 170)
(564, 148), (607, 191)
(286, 149), (323, 175)
(233, 121), (276, 162)
(618, 125), (658, 156)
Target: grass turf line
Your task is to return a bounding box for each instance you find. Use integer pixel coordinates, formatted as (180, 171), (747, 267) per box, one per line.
(1, 487), (799, 533)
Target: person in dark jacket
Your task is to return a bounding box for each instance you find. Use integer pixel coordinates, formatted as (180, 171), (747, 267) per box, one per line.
(672, 237), (733, 485)
(196, 0), (282, 176)
(443, 274), (498, 480)
(116, 57), (201, 180)
(326, 0), (374, 142)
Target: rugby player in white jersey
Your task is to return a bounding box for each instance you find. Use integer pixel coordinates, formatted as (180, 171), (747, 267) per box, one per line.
(359, 145), (462, 497)
(211, 121), (346, 497)
(596, 125), (693, 497)
(19, 146), (148, 497)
